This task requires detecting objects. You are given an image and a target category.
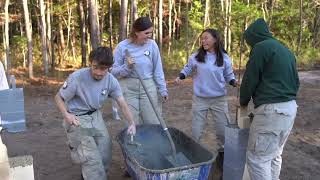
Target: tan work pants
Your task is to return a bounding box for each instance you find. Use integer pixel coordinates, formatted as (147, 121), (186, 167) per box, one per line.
(63, 110), (111, 180)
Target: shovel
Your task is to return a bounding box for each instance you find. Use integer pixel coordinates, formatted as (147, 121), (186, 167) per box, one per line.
(124, 49), (191, 167)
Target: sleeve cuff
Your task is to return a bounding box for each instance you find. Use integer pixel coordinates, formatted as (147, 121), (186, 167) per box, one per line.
(179, 73), (186, 80)
(160, 91), (168, 97)
(229, 79), (236, 87)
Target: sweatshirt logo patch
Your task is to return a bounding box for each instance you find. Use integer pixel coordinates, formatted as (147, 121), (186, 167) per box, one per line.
(101, 90), (106, 95)
(144, 50), (150, 56)
(62, 81), (68, 89)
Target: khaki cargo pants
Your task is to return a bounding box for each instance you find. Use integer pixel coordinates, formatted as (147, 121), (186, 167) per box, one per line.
(119, 78), (161, 125)
(63, 110), (111, 180)
(247, 100), (297, 180)
(191, 95), (231, 145)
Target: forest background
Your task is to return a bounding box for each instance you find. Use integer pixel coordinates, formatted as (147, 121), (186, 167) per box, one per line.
(0, 0), (320, 79)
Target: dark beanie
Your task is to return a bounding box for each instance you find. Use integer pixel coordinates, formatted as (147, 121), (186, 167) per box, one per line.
(133, 17), (153, 31)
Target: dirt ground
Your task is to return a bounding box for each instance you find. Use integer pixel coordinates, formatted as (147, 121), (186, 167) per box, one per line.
(2, 70), (320, 180)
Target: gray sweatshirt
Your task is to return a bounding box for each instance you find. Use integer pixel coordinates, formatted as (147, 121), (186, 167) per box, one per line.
(111, 39), (168, 97)
(181, 52), (235, 97)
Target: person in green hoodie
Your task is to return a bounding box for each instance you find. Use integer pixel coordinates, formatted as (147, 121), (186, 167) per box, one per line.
(240, 18), (299, 180)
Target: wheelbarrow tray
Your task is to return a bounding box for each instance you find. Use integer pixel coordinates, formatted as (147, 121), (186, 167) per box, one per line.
(117, 124), (217, 180)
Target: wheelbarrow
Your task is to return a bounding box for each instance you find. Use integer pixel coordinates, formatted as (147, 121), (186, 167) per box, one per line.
(117, 124), (217, 180)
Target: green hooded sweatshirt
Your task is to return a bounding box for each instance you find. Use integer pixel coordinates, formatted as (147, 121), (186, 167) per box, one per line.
(240, 18), (300, 108)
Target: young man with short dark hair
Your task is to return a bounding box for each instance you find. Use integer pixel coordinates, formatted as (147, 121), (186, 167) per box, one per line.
(55, 47), (135, 180)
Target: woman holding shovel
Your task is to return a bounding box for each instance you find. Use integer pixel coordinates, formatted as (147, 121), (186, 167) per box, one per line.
(175, 28), (237, 147)
(111, 17), (168, 125)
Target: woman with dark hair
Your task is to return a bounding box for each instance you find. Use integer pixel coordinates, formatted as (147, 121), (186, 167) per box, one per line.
(111, 17), (168, 125)
(175, 28), (237, 146)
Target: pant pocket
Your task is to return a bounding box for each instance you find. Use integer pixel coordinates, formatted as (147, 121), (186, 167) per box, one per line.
(275, 108), (296, 116)
(250, 131), (279, 156)
(65, 125), (87, 164)
(68, 139), (87, 164)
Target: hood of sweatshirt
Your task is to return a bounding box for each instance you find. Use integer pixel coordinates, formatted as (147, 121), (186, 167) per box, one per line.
(244, 18), (274, 47)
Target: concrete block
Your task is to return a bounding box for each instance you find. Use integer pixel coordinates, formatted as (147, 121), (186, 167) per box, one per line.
(9, 155), (34, 180)
(0, 88), (26, 133)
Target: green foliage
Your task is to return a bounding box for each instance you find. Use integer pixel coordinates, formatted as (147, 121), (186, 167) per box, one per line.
(11, 36), (27, 48)
(297, 48), (320, 69)
(137, 1), (151, 16)
(2, 0), (320, 74)
(188, 0), (204, 30)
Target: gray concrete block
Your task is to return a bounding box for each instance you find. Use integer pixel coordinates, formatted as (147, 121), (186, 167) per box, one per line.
(9, 155), (34, 180)
(0, 88), (26, 133)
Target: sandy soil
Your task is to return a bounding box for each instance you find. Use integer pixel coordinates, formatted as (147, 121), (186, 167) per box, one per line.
(2, 70), (320, 180)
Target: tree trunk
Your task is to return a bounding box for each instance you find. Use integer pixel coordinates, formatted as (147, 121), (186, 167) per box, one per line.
(297, 0), (303, 54)
(64, 2), (72, 59)
(268, 0), (275, 27)
(224, 0), (228, 50)
(50, 0), (55, 68)
(100, 0), (104, 42)
(71, 17), (76, 61)
(40, 0), (48, 75)
(227, 0), (232, 53)
(185, 1), (189, 61)
(130, 0), (137, 28)
(168, 0), (173, 56)
(22, 0), (34, 78)
(119, 0), (128, 41)
(78, 0), (87, 67)
(88, 0), (101, 49)
(261, 2), (266, 20)
(153, 1), (157, 40)
(175, 0), (181, 40)
(4, 0), (10, 75)
(51, 31), (56, 68)
(204, 0), (210, 28)
(312, 6), (320, 48)
(173, 0), (177, 40)
(58, 18), (65, 64)
(127, 3), (131, 37)
(46, 0), (52, 67)
(108, 0), (113, 49)
(223, 0), (232, 52)
(158, 0), (163, 52)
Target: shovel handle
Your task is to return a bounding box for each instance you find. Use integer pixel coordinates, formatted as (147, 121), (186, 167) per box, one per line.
(124, 49), (177, 156)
